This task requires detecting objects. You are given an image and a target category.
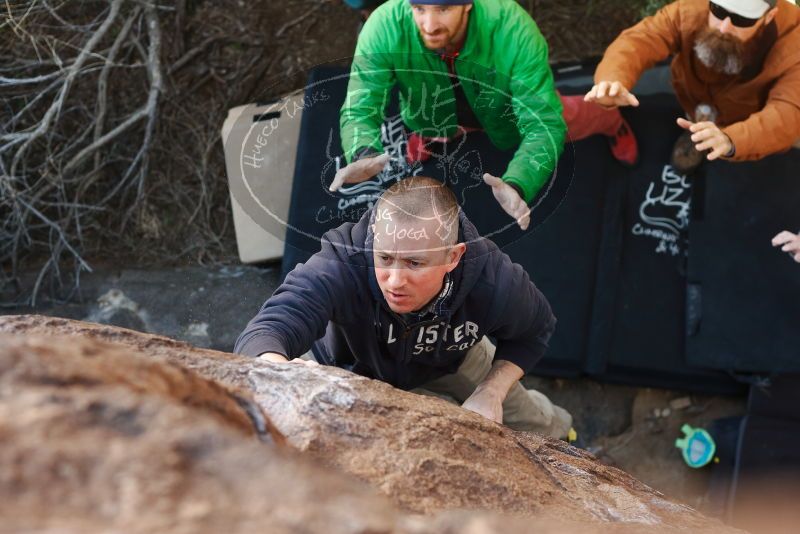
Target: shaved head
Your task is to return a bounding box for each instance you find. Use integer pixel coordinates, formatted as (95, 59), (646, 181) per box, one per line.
(375, 176), (460, 248)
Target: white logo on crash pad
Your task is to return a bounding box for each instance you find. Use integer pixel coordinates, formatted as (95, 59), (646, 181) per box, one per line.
(632, 165), (691, 257)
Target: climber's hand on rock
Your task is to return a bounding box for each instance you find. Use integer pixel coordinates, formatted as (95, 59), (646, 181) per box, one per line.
(289, 358), (320, 367)
(462, 386), (503, 424)
(257, 352), (289, 363)
(329, 153), (391, 192)
(257, 353), (319, 366)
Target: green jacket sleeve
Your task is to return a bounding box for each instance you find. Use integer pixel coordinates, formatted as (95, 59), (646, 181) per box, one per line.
(502, 16), (566, 203)
(339, 13), (396, 163)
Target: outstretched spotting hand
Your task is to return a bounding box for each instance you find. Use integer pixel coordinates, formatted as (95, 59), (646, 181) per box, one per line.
(483, 173), (530, 231)
(772, 231), (800, 263)
(329, 153), (391, 192)
(676, 118), (734, 161)
(583, 81), (640, 109)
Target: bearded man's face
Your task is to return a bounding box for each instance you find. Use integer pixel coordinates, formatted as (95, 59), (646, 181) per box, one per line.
(695, 5), (776, 75)
(693, 25), (747, 75)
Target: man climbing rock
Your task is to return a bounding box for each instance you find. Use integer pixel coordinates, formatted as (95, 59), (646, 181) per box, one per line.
(584, 0), (800, 173)
(235, 176), (573, 438)
(333, 0), (638, 232)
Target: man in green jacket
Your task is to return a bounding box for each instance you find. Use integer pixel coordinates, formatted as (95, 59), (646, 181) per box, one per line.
(333, 0), (637, 229)
(332, 0), (566, 231)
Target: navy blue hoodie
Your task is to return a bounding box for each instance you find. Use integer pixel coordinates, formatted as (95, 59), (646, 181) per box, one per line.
(234, 208), (556, 390)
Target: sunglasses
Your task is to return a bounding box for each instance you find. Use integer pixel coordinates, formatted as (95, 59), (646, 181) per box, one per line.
(709, 2), (762, 28)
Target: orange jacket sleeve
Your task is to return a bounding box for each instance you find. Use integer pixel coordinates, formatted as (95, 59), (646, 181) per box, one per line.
(722, 65), (800, 160)
(594, 1), (683, 90)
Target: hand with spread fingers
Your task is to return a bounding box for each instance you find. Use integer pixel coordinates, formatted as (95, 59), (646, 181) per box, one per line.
(483, 173), (530, 231)
(772, 231), (800, 263)
(583, 80), (640, 109)
(676, 118), (734, 161)
(329, 153), (391, 192)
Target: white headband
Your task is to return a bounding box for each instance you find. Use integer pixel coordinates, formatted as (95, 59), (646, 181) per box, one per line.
(713, 0), (772, 19)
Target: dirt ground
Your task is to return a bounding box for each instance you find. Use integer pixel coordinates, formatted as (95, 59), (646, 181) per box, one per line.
(523, 376), (747, 513)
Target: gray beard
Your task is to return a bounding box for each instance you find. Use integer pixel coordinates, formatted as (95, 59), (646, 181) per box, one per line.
(693, 40), (743, 75)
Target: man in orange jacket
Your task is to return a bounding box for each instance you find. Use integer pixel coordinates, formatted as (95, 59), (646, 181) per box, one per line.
(585, 0), (800, 172)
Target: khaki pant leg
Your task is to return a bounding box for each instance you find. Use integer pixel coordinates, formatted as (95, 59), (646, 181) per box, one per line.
(415, 337), (572, 438)
(412, 336), (495, 403)
(794, 138), (800, 150)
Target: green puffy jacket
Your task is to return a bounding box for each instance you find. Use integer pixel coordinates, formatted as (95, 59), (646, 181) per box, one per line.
(340, 0), (565, 203)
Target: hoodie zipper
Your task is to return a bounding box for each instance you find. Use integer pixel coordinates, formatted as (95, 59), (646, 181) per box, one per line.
(376, 300), (451, 388)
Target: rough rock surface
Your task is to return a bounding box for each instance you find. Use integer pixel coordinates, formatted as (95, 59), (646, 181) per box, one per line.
(0, 330), (281, 444)
(0, 333), (410, 534)
(0, 315), (745, 533)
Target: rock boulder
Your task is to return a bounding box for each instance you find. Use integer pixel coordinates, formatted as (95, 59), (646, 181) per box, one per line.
(0, 315), (744, 533)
